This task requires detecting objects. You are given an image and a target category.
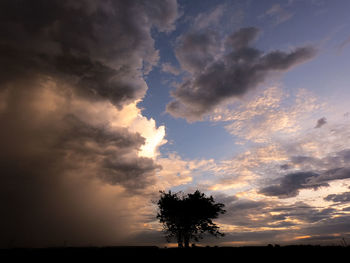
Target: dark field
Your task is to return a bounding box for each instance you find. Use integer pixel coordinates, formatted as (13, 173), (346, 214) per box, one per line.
(1, 246), (349, 259)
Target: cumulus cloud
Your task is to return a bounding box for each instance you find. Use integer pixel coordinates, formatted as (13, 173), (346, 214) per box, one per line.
(0, 0), (179, 107)
(167, 27), (317, 121)
(0, 0), (178, 247)
(0, 82), (161, 246)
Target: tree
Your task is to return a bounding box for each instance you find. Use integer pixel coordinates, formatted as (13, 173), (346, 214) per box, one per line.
(156, 190), (226, 248)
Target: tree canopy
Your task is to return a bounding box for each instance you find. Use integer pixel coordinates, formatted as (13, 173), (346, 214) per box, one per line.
(157, 190), (226, 248)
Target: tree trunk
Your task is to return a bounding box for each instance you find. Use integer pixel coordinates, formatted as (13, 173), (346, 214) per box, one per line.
(184, 233), (190, 248)
(177, 231), (183, 248)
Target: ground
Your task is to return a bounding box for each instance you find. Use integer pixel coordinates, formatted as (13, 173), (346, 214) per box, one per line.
(1, 246), (349, 260)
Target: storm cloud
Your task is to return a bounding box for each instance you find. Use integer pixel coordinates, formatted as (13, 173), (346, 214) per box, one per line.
(0, 0), (178, 247)
(0, 0), (179, 107)
(167, 27), (317, 121)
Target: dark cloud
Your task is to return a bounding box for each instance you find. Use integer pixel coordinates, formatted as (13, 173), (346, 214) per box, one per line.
(215, 197), (344, 245)
(259, 172), (327, 198)
(280, 164), (291, 170)
(287, 155), (325, 171)
(310, 167), (350, 184)
(270, 202), (336, 224)
(61, 115), (161, 190)
(260, 167), (350, 199)
(0, 0), (178, 247)
(315, 117), (327, 128)
(219, 230), (282, 245)
(167, 27), (317, 121)
(219, 199), (280, 228)
(300, 215), (350, 243)
(225, 27), (260, 50)
(288, 149), (350, 171)
(324, 192), (350, 204)
(259, 148), (350, 199)
(0, 0), (179, 107)
(337, 149), (350, 162)
(0, 84), (161, 247)
(290, 155), (320, 165)
(175, 31), (220, 74)
(213, 193), (239, 205)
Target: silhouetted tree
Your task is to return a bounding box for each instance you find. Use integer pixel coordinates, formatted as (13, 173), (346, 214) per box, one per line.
(157, 190), (226, 248)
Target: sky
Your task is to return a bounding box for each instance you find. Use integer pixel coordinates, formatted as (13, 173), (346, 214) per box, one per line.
(1, 0), (350, 247)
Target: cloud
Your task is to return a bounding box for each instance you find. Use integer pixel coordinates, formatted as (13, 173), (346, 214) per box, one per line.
(225, 27), (260, 50)
(161, 62), (182, 76)
(254, 128), (350, 199)
(0, 0), (179, 247)
(199, 143), (289, 193)
(0, 75), (164, 247)
(311, 167), (350, 184)
(324, 191), (350, 203)
(167, 27), (317, 121)
(211, 87), (324, 143)
(156, 153), (216, 190)
(174, 30), (221, 75)
(0, 0), (179, 107)
(259, 172), (327, 198)
(192, 4), (225, 30)
(338, 35), (350, 52)
(299, 215), (350, 244)
(187, 116), (350, 244)
(315, 117), (327, 128)
(262, 4), (294, 26)
(201, 115), (350, 201)
(259, 165), (350, 199)
(128, 197), (341, 246)
(213, 193), (350, 246)
(286, 149), (350, 173)
(218, 197), (337, 233)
